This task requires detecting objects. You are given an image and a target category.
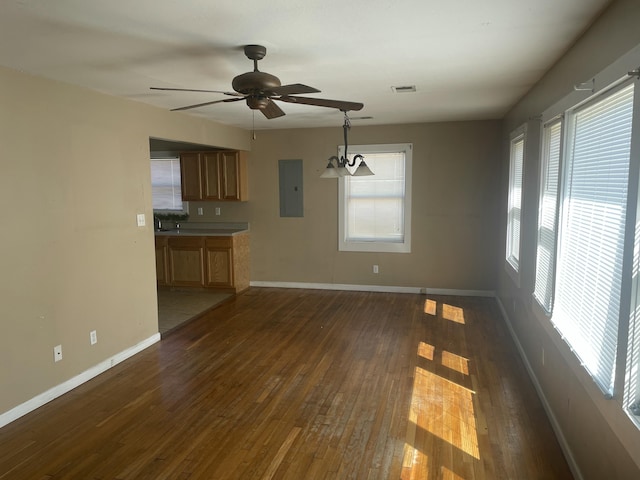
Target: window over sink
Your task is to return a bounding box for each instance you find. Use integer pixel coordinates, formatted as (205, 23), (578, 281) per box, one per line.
(151, 157), (187, 213)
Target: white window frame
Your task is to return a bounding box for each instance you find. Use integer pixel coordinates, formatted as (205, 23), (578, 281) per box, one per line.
(506, 127), (525, 279)
(624, 77), (640, 425)
(533, 118), (563, 315)
(151, 157), (187, 213)
(338, 143), (412, 253)
(552, 81), (635, 397)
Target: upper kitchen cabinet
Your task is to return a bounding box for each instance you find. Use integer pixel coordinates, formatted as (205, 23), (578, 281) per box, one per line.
(180, 151), (248, 202)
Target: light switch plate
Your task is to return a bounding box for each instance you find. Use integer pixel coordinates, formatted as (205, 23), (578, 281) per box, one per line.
(136, 213), (146, 227)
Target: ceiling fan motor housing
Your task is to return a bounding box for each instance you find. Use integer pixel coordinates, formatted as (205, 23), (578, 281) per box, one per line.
(232, 71), (282, 96)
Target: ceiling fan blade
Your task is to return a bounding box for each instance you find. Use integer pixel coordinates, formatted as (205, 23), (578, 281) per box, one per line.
(269, 83), (320, 96)
(171, 96), (245, 112)
(277, 96), (364, 112)
(151, 87), (242, 97)
(261, 99), (286, 119)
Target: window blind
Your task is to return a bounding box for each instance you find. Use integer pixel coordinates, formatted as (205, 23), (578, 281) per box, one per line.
(151, 158), (183, 211)
(506, 136), (524, 271)
(552, 83), (634, 396)
(534, 120), (562, 313)
(344, 152), (406, 243)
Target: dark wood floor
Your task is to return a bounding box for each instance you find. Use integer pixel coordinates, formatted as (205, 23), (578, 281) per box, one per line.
(0, 288), (573, 479)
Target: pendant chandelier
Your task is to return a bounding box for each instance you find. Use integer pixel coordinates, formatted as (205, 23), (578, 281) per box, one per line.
(321, 112), (374, 178)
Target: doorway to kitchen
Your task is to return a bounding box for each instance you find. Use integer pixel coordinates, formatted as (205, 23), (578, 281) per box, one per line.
(150, 137), (232, 336)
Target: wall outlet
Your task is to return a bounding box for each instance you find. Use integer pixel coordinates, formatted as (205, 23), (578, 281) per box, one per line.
(136, 213), (146, 227)
(215, 207), (221, 216)
(197, 207), (203, 216)
(90, 330), (98, 345)
(373, 265), (379, 274)
(54, 345), (62, 362)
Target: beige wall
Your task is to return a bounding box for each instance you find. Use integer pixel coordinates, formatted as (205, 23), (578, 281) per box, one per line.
(498, 1), (640, 478)
(0, 65), (249, 416)
(189, 121), (502, 290)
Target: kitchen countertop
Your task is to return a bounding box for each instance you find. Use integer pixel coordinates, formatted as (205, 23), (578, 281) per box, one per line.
(154, 228), (248, 237)
(153, 221), (249, 237)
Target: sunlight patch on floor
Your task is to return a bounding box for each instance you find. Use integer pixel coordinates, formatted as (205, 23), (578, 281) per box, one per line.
(424, 299), (437, 315)
(441, 466), (466, 479)
(409, 365), (479, 457)
(418, 341), (435, 361)
(403, 302), (479, 479)
(441, 350), (470, 376)
(442, 303), (465, 324)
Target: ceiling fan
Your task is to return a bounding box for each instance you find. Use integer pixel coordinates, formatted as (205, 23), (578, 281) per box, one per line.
(150, 45), (364, 119)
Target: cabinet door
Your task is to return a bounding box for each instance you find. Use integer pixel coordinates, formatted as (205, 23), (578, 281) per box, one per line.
(180, 153), (203, 201)
(168, 237), (205, 287)
(155, 238), (168, 286)
(205, 247), (233, 287)
(220, 151), (241, 200)
(202, 153), (222, 200)
(205, 237), (233, 287)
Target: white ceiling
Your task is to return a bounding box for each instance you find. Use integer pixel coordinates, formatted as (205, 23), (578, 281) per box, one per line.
(0, 0), (611, 130)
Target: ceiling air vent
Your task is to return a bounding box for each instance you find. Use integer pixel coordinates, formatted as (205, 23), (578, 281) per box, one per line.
(391, 85), (416, 93)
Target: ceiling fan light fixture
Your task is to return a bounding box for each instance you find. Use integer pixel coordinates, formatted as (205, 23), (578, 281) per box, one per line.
(246, 96), (269, 110)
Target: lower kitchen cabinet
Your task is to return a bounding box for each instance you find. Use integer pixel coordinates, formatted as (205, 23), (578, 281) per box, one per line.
(168, 236), (205, 287)
(155, 233), (249, 293)
(204, 234), (250, 291)
(205, 237), (232, 287)
(155, 237), (168, 286)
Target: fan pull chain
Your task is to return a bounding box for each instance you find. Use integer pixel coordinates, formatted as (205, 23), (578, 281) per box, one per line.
(252, 110), (256, 140)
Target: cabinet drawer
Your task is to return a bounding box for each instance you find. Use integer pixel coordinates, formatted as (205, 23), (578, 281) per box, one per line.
(205, 236), (232, 248)
(168, 236), (205, 248)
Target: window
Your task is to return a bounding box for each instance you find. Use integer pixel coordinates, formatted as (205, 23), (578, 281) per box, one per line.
(338, 143), (412, 253)
(552, 82), (634, 396)
(533, 119), (563, 313)
(151, 157), (184, 212)
(506, 129), (525, 274)
(626, 208), (640, 420)
(527, 58), (640, 425)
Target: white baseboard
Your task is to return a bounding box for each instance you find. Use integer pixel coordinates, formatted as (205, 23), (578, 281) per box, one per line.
(0, 333), (161, 429)
(495, 298), (583, 480)
(250, 280), (495, 297)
